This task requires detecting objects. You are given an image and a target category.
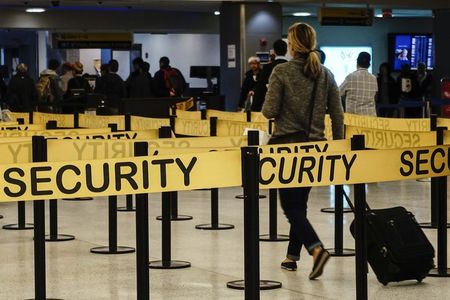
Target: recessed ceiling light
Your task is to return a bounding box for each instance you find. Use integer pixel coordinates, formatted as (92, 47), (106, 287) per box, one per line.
(293, 12), (311, 17)
(26, 7), (46, 13)
(214, 11), (220, 16)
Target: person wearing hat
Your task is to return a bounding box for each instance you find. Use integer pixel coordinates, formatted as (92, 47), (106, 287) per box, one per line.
(59, 62), (74, 94)
(65, 62), (92, 110)
(339, 52), (378, 116)
(6, 63), (38, 111)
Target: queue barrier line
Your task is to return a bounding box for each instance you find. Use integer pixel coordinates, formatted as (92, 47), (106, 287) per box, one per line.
(33, 112), (75, 128)
(345, 125), (437, 149)
(9, 112), (29, 123)
(438, 117), (450, 129)
(344, 113), (431, 131)
(216, 119), (270, 137)
(0, 124), (46, 131)
(0, 127), (112, 139)
(0, 121), (19, 126)
(130, 115), (170, 131)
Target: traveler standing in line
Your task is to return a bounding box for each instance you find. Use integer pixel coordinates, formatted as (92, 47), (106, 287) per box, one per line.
(6, 63), (38, 112)
(237, 56), (261, 111)
(104, 59), (126, 114)
(126, 57), (153, 97)
(59, 62), (74, 94)
(0, 65), (8, 103)
(414, 62), (433, 100)
(339, 52), (378, 116)
(37, 58), (63, 112)
(65, 62), (92, 95)
(376, 62), (398, 117)
(252, 39), (288, 112)
(153, 56), (186, 97)
(262, 22), (344, 279)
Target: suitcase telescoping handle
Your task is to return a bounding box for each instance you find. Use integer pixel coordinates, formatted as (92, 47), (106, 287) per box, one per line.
(343, 190), (371, 215)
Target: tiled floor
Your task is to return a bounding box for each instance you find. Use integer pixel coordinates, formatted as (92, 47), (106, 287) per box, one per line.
(0, 179), (449, 299)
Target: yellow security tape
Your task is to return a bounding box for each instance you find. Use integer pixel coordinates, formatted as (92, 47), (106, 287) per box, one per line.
(9, 112), (29, 123)
(344, 113), (430, 131)
(437, 118), (450, 129)
(146, 136), (247, 148)
(260, 145), (450, 189)
(78, 114), (125, 131)
(207, 109), (247, 122)
(0, 121), (18, 126)
(251, 112), (268, 123)
(258, 139), (351, 154)
(216, 120), (269, 136)
(175, 98), (195, 111)
(0, 124), (45, 131)
(174, 118), (210, 136)
(130, 116), (170, 130)
(0, 128), (111, 138)
(33, 112), (74, 128)
(324, 115), (333, 140)
(345, 125), (436, 149)
(0, 150), (242, 202)
(175, 110), (202, 120)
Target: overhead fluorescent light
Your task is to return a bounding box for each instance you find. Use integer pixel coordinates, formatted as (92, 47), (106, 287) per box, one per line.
(214, 11), (220, 16)
(293, 12), (311, 17)
(26, 8), (46, 13)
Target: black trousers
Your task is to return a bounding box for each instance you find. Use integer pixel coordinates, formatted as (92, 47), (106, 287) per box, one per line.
(279, 187), (322, 261)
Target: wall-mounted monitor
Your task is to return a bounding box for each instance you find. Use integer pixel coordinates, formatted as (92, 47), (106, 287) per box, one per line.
(389, 33), (433, 71)
(321, 46), (373, 86)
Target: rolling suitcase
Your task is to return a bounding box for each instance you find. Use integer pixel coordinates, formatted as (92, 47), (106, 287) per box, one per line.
(347, 195), (435, 285)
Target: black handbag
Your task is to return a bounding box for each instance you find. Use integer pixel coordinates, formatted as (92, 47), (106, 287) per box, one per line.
(268, 76), (319, 145)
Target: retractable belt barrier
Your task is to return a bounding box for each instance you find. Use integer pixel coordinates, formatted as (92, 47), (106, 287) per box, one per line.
(0, 124), (46, 131)
(0, 127), (112, 138)
(345, 113), (431, 131)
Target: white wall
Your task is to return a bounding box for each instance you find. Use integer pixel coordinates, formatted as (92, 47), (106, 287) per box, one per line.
(133, 33), (220, 88)
(79, 49), (101, 75)
(112, 50), (131, 80)
(37, 31), (47, 74)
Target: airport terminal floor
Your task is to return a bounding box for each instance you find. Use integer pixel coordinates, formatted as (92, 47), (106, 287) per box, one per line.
(0, 179), (448, 299)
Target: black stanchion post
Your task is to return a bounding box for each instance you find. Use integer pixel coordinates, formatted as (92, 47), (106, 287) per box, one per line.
(17, 118), (25, 125)
(351, 135), (368, 300)
(196, 117), (234, 230)
(428, 126), (450, 277)
(29, 110), (33, 124)
(156, 126), (192, 221)
(149, 127), (191, 269)
(134, 141), (150, 299)
(45, 120), (75, 242)
(201, 109), (207, 120)
(246, 110), (251, 122)
(91, 124), (134, 254)
(227, 146), (282, 294)
(73, 111), (79, 128)
(170, 115), (176, 133)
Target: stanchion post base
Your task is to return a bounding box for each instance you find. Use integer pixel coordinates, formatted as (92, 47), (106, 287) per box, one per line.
(3, 223), (34, 230)
(149, 260), (191, 269)
(90, 246), (135, 254)
(62, 197), (93, 201)
(195, 223), (235, 230)
(226, 279), (282, 290)
(156, 215), (193, 221)
(235, 195), (267, 199)
(428, 268), (450, 277)
(117, 207), (136, 212)
(419, 222), (450, 229)
(259, 234), (289, 242)
(326, 248), (356, 257)
(320, 207), (352, 214)
(44, 234), (75, 242)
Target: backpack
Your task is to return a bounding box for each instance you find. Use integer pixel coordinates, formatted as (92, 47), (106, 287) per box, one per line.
(36, 75), (54, 104)
(163, 68), (183, 96)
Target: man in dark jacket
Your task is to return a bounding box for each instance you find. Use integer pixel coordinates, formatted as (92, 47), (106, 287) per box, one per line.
(153, 56), (186, 97)
(252, 39), (288, 111)
(126, 57), (153, 97)
(7, 63), (38, 111)
(103, 59), (126, 114)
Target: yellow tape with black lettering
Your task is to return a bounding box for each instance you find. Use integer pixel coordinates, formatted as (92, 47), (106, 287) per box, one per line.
(437, 118), (450, 129)
(0, 121), (18, 126)
(174, 118), (209, 136)
(33, 112), (74, 128)
(9, 112), (29, 123)
(0, 127), (111, 138)
(345, 125), (436, 149)
(130, 116), (170, 130)
(216, 120), (269, 136)
(175, 98), (195, 111)
(0, 150), (242, 202)
(147, 136), (247, 148)
(260, 145), (450, 189)
(344, 113), (430, 131)
(251, 112), (268, 123)
(207, 109), (247, 122)
(175, 110), (201, 120)
(78, 114), (125, 130)
(258, 139), (351, 154)
(324, 115), (333, 140)
(0, 124), (46, 131)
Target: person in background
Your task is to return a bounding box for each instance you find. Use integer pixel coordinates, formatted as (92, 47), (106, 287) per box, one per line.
(59, 62), (73, 94)
(262, 22), (344, 279)
(376, 62), (398, 117)
(6, 63), (38, 111)
(0, 65), (8, 103)
(37, 58), (63, 112)
(252, 39), (288, 111)
(65, 61), (92, 98)
(142, 61), (154, 95)
(237, 56), (261, 111)
(94, 63), (110, 95)
(153, 56), (186, 97)
(126, 57), (153, 97)
(414, 62), (433, 100)
(339, 52), (378, 116)
(102, 59), (126, 114)
(397, 64), (421, 117)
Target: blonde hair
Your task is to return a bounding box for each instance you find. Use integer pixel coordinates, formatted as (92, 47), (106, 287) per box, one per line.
(287, 22), (321, 80)
(248, 56), (260, 64)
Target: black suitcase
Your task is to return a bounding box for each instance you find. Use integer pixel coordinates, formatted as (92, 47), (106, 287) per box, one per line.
(350, 206), (435, 285)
